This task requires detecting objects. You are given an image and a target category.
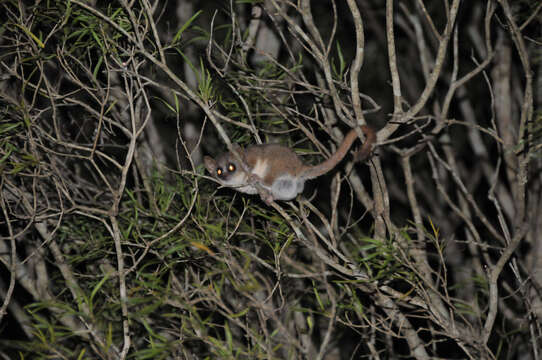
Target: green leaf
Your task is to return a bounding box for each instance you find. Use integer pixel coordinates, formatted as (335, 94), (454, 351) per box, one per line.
(172, 10), (202, 44)
(313, 282), (325, 311)
(307, 316), (313, 331)
(337, 42), (345, 76)
(90, 273), (110, 305)
(15, 24), (45, 48)
(0, 122), (21, 134)
(225, 322), (233, 352)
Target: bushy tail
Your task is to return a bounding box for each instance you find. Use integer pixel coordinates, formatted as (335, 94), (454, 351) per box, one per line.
(301, 125), (375, 180)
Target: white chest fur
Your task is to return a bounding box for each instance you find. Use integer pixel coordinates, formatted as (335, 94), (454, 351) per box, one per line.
(250, 158), (270, 178)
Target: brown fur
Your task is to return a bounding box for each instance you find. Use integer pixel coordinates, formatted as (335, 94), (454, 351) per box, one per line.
(301, 125), (375, 179)
(204, 125), (375, 201)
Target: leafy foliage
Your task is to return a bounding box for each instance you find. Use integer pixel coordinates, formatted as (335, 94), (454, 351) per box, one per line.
(0, 0), (539, 359)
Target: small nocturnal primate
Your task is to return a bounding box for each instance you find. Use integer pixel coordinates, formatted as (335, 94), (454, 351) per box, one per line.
(204, 126), (375, 203)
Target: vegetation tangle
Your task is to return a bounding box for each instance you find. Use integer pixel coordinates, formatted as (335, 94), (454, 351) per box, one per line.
(0, 1), (540, 359)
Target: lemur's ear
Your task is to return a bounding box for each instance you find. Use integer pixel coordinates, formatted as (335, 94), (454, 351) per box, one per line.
(231, 144), (245, 162)
(203, 156), (217, 173)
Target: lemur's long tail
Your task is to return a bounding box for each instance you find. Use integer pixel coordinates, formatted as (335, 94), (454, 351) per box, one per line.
(301, 125), (375, 180)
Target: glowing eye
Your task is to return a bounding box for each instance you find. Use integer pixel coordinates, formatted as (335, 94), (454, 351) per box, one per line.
(216, 168), (223, 176)
(228, 164), (236, 172)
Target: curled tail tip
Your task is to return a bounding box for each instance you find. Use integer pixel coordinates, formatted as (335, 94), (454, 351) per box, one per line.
(356, 126), (376, 162)
(354, 148), (373, 162)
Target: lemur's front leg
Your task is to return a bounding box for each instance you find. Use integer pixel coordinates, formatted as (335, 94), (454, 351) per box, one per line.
(248, 174), (274, 205)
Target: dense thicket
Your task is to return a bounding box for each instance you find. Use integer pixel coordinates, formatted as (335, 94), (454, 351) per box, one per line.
(0, 0), (540, 359)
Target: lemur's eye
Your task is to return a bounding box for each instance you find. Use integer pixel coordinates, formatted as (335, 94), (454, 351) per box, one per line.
(216, 168), (223, 176)
(228, 163), (236, 172)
